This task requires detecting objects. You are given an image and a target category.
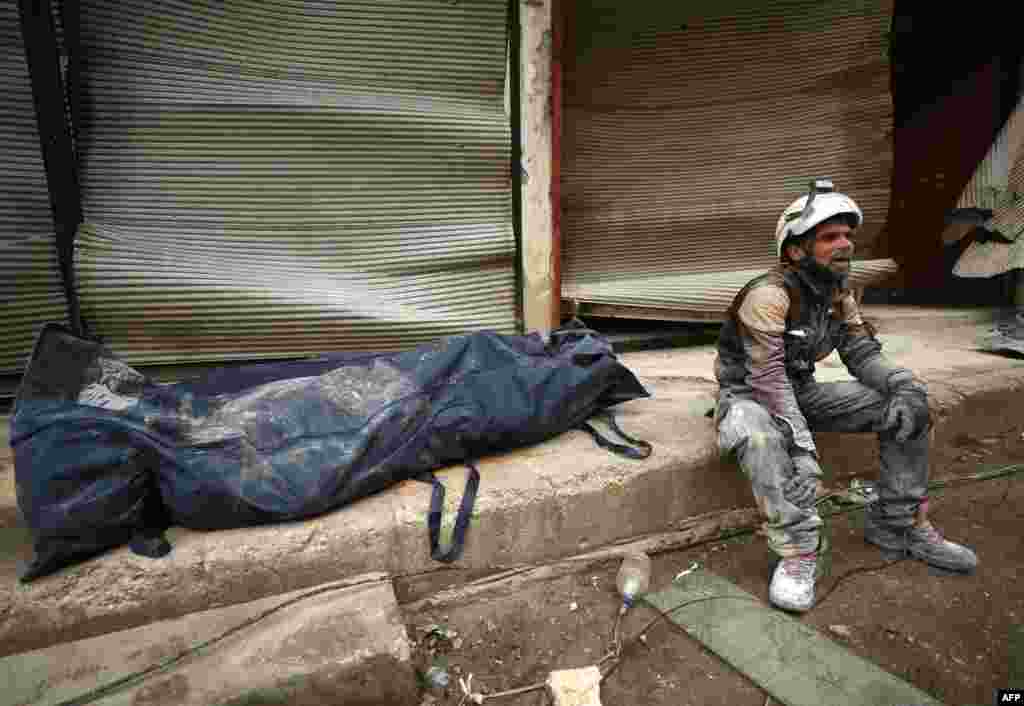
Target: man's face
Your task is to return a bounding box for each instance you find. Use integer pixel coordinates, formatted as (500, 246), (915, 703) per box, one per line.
(798, 222), (854, 275)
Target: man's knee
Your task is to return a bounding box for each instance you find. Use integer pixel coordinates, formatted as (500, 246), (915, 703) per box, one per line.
(717, 401), (785, 458)
(880, 383), (932, 441)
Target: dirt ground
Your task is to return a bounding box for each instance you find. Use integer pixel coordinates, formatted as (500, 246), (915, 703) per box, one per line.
(408, 393), (1024, 706)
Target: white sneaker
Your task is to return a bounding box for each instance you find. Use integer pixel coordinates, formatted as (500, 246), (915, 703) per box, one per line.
(769, 552), (817, 612)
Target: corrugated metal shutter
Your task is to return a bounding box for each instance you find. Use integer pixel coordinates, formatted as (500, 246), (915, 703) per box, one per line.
(1, 2), (70, 375)
(75, 0), (515, 363)
(561, 0), (894, 312)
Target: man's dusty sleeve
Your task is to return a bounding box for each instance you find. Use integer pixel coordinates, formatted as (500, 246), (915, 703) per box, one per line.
(834, 291), (914, 392)
(737, 285), (817, 456)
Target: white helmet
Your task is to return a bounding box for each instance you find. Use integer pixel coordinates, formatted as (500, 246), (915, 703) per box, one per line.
(775, 180), (863, 257)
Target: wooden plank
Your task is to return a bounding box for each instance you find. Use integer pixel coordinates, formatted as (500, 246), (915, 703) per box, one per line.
(569, 302), (727, 323)
(643, 570), (945, 706)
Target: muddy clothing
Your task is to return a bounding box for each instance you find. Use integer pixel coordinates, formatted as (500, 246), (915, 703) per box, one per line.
(713, 262), (930, 556)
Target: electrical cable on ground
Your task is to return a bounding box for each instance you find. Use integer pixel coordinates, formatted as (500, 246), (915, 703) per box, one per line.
(54, 462), (1024, 705)
(50, 577), (387, 706)
(596, 557), (917, 696)
(457, 678), (548, 704)
(815, 557), (909, 606)
(455, 595), (763, 701)
(597, 463), (1024, 690)
(599, 594), (763, 684)
(611, 609), (623, 661)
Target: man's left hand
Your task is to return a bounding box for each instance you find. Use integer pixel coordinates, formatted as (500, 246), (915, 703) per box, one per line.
(883, 381), (930, 442)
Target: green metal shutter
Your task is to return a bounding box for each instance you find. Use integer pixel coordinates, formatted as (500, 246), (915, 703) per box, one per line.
(561, 0), (895, 317)
(75, 0), (515, 363)
(1, 2), (70, 375)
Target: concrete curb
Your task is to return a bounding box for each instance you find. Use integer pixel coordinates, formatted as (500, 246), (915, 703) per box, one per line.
(2, 321), (1024, 659)
(0, 572), (418, 706)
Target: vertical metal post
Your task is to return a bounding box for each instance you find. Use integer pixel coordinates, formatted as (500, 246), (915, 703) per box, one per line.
(18, 0), (84, 335)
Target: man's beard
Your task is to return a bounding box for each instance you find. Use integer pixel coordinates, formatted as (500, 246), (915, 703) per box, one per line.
(797, 254), (850, 290)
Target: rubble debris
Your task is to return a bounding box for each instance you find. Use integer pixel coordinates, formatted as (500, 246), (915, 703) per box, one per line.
(829, 624), (853, 639)
(547, 666), (603, 706)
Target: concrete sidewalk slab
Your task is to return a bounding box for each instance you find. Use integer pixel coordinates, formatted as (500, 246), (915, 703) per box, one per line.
(0, 572), (417, 706)
(644, 570), (944, 706)
(1, 308), (1023, 659)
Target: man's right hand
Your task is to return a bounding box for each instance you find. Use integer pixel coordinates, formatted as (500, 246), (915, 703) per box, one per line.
(785, 452), (823, 507)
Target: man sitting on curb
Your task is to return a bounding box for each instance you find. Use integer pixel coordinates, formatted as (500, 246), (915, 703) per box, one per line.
(712, 180), (978, 613)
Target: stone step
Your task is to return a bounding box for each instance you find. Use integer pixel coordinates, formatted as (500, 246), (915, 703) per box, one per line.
(0, 572), (417, 706)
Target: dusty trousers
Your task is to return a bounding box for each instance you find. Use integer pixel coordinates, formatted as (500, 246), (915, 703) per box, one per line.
(715, 380), (930, 557)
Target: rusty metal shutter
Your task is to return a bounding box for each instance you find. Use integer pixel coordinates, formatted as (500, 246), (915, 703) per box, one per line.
(953, 89), (1024, 278)
(1, 2), (70, 375)
(74, 0), (515, 364)
(561, 0), (895, 317)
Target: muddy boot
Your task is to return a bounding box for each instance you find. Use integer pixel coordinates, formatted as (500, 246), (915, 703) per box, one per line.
(864, 502), (978, 572)
(769, 552), (817, 612)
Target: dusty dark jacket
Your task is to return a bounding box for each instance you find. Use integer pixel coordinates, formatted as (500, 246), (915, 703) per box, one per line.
(715, 263), (908, 456)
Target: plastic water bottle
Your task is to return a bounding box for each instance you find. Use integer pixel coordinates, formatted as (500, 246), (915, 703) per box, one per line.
(615, 552), (652, 613)
(424, 663), (449, 689)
